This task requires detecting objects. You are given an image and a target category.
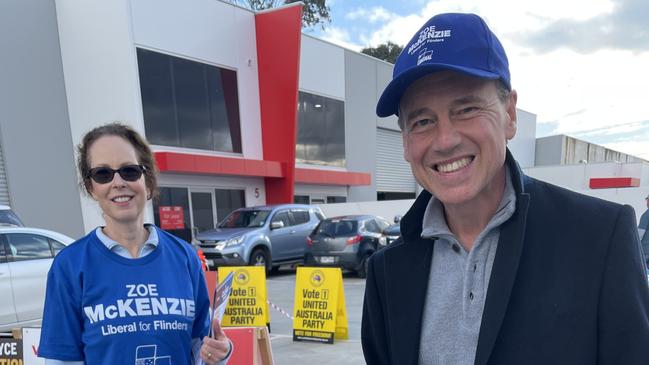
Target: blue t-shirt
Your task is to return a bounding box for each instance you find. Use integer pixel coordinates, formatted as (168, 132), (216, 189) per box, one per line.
(38, 226), (210, 364)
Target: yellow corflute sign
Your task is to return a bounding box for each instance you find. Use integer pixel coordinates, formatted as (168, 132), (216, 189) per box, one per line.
(292, 267), (348, 344)
(218, 266), (268, 327)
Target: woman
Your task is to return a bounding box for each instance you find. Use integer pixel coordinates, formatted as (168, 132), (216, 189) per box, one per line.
(38, 123), (230, 364)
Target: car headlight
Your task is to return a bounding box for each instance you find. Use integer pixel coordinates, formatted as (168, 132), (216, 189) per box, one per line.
(222, 235), (245, 247)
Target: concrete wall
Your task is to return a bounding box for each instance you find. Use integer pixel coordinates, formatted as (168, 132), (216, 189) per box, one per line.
(300, 35), (345, 100)
(54, 0), (266, 232)
(508, 108), (536, 168)
(536, 135), (646, 166)
(344, 51), (378, 202)
(525, 162), (649, 222)
(317, 199), (414, 222)
(535, 135), (565, 166)
(130, 0), (263, 160)
(0, 0), (84, 237)
(54, 0), (149, 233)
(375, 62), (399, 132)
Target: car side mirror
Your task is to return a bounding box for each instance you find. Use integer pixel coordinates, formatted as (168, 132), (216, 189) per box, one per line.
(270, 221), (285, 230)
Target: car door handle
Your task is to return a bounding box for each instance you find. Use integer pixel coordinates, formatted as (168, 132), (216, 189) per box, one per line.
(290, 230), (296, 234)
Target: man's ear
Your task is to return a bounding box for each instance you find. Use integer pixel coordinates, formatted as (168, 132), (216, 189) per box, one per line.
(505, 90), (518, 140)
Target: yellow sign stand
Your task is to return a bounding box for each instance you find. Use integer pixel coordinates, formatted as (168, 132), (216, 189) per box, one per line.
(218, 266), (269, 327)
(292, 267), (348, 344)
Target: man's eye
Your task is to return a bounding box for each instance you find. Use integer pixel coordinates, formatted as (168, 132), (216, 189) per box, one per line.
(457, 106), (480, 115)
(410, 119), (434, 131)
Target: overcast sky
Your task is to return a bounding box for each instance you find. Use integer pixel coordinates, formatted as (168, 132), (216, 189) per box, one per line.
(309, 0), (649, 160)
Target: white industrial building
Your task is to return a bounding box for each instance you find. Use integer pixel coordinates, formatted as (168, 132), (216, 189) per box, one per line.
(0, 0), (646, 242)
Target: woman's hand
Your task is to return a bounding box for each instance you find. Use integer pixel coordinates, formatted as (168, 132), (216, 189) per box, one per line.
(200, 318), (231, 364)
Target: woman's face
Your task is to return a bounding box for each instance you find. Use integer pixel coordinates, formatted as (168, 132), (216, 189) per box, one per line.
(87, 135), (149, 228)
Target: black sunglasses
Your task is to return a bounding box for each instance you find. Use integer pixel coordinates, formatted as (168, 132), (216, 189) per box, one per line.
(87, 165), (146, 184)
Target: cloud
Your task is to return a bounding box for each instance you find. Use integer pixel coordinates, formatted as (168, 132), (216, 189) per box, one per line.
(318, 26), (363, 51)
(513, 0), (649, 53)
(345, 6), (394, 24)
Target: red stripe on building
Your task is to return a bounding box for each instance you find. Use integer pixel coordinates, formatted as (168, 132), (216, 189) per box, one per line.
(154, 152), (284, 178)
(255, 5), (303, 203)
(295, 168), (371, 186)
(589, 177), (640, 189)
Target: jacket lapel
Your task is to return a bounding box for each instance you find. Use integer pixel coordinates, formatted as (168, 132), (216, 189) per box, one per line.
(387, 191), (435, 365)
(474, 152), (530, 365)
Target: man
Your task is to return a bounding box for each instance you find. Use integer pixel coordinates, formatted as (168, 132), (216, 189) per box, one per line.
(361, 13), (649, 365)
(638, 194), (649, 266)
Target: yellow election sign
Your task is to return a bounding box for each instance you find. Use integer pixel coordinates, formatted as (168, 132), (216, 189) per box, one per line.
(218, 266), (268, 327)
(293, 267), (348, 344)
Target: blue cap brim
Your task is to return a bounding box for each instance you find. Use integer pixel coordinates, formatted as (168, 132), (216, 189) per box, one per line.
(376, 64), (500, 117)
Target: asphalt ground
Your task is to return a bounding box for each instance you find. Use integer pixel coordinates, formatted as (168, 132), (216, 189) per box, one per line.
(265, 268), (366, 365)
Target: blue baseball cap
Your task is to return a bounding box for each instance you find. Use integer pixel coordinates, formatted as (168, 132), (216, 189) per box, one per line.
(376, 13), (511, 118)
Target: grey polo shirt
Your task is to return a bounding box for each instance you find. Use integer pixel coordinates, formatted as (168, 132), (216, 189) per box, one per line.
(418, 168), (516, 365)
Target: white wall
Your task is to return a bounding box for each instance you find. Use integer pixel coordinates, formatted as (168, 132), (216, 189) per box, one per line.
(299, 35), (345, 100)
(158, 173), (266, 208)
(294, 184), (348, 198)
(55, 0), (265, 232)
(525, 162), (649, 222)
(55, 0), (151, 233)
(130, 0), (263, 160)
(508, 108), (536, 168)
(317, 199), (414, 222)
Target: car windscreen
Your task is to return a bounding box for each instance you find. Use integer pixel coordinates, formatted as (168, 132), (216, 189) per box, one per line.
(316, 219), (358, 237)
(218, 210), (271, 228)
(0, 210), (24, 227)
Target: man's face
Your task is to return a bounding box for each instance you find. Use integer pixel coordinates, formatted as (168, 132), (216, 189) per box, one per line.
(400, 71), (517, 208)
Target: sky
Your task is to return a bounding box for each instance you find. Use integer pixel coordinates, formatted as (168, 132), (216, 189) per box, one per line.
(307, 0), (649, 160)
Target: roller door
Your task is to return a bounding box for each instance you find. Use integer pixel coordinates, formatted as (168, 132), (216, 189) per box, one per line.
(0, 140), (9, 206)
(375, 128), (416, 193)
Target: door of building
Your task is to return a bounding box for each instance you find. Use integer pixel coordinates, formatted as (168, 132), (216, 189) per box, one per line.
(190, 190), (216, 240)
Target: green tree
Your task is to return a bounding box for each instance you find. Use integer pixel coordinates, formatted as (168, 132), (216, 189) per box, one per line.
(229, 0), (330, 29)
(361, 42), (403, 64)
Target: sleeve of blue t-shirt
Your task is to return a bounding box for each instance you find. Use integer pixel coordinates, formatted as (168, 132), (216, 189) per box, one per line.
(38, 259), (85, 361)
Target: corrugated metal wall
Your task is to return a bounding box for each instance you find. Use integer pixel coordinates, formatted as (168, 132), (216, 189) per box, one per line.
(0, 136), (10, 206)
(375, 128), (416, 193)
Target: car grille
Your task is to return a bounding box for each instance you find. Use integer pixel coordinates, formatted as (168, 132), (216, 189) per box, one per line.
(204, 252), (223, 259)
(199, 240), (221, 248)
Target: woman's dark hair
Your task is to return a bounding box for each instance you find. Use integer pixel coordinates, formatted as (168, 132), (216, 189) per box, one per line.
(77, 122), (158, 200)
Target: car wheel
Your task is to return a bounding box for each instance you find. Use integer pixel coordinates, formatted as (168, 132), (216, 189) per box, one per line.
(357, 253), (371, 278)
(249, 248), (270, 274)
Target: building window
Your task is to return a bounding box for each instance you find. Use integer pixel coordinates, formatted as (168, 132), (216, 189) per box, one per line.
(154, 187), (191, 242)
(377, 192), (416, 201)
(137, 48), (242, 153)
(214, 189), (245, 223)
(296, 91), (345, 167)
(326, 196), (346, 203)
(294, 195), (310, 204)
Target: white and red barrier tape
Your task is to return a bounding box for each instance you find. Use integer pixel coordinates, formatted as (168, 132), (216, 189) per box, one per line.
(267, 299), (294, 320)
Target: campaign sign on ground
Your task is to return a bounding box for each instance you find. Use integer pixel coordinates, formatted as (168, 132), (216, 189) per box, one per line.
(22, 328), (42, 365)
(218, 266), (268, 327)
(292, 267), (348, 344)
(0, 337), (22, 365)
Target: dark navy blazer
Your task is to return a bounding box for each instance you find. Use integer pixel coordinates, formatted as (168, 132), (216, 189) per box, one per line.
(361, 151), (649, 365)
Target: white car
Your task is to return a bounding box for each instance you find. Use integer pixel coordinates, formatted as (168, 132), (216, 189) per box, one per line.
(0, 205), (24, 227)
(0, 227), (74, 332)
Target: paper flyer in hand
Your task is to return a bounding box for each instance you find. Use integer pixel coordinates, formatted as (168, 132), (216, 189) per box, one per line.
(209, 271), (234, 337)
